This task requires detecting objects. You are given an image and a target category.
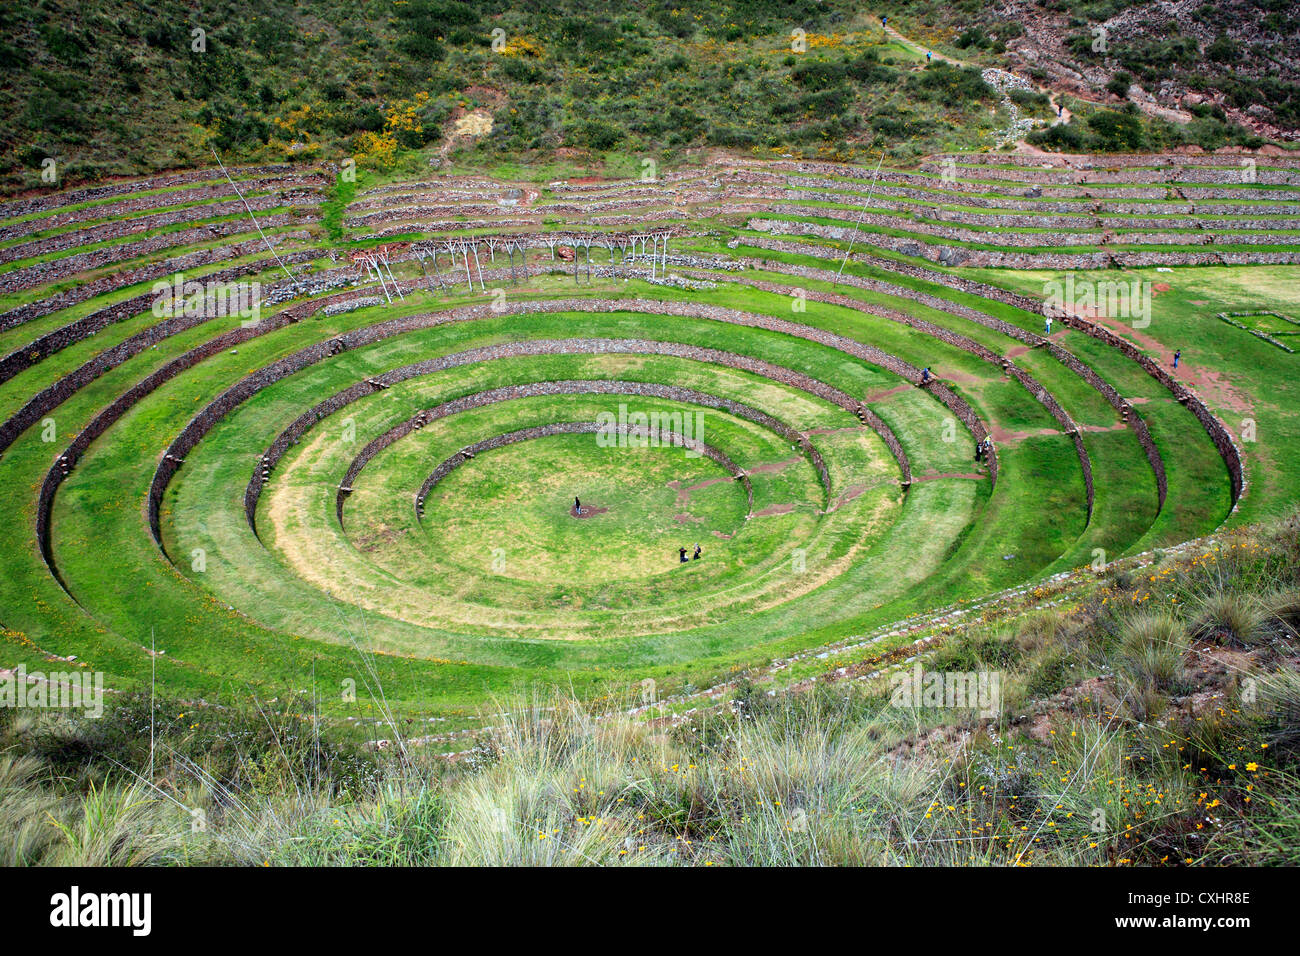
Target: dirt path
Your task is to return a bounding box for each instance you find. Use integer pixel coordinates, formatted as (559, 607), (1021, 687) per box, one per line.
(1084, 311), (1254, 415)
(882, 23), (958, 67)
(881, 22), (1070, 145)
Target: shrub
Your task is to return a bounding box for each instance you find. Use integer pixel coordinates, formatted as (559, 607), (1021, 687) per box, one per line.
(707, 124), (757, 147)
(1027, 120), (1084, 151)
(572, 120), (622, 150)
(906, 61), (992, 103)
(398, 33), (446, 61)
(1207, 34), (1238, 62)
(1105, 71), (1132, 98)
(1116, 611), (1187, 691)
(1009, 88), (1050, 110)
(1190, 591), (1268, 646)
(1086, 107), (1145, 150)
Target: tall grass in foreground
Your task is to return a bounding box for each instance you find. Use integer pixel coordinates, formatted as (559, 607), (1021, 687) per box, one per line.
(2, 676), (1296, 866)
(4, 517), (1300, 865)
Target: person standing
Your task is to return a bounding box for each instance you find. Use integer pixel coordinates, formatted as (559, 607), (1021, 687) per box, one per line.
(1173, 349), (1181, 369)
(679, 547), (688, 563)
(574, 496), (581, 515)
(1045, 316), (1052, 335)
(921, 367), (931, 385)
(693, 543), (702, 560)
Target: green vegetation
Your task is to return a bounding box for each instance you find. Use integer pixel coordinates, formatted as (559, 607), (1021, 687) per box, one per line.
(5, 148), (1297, 725)
(972, 264), (1300, 530)
(1028, 100), (1265, 153)
(891, 0), (1299, 136)
(2, 1), (1006, 192)
(4, 513), (1299, 865)
(2, 4), (1300, 871)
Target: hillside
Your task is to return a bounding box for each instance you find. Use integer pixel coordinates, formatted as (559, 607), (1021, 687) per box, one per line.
(890, 0), (1300, 142)
(0, 1), (1283, 195)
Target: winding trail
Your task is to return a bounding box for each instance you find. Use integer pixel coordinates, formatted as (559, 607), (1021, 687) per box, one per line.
(880, 21), (1071, 142)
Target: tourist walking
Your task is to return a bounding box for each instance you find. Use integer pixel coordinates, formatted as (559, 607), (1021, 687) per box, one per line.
(1173, 349), (1181, 369)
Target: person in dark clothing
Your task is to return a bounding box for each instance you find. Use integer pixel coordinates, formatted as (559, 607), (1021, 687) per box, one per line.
(693, 543), (702, 560)
(1173, 349), (1181, 369)
(679, 547), (688, 563)
(975, 440), (983, 463)
(921, 367), (931, 385)
(574, 496), (581, 515)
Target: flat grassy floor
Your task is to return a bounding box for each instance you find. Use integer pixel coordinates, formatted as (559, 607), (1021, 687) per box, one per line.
(420, 433), (747, 586)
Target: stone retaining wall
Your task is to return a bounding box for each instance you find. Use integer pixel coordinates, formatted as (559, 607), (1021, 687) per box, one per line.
(0, 164), (303, 220)
(139, 296), (976, 558)
(750, 217), (1300, 269)
(931, 152), (1300, 171)
(0, 190), (321, 266)
(919, 161), (1300, 187)
(329, 380), (829, 527)
(252, 358), (863, 535)
(0, 212), (314, 294)
(785, 177), (1300, 216)
(763, 206), (1300, 249)
(711, 250), (1167, 511)
(782, 190), (1300, 231)
(411, 422), (754, 517)
(0, 249), (321, 389)
(761, 160), (1300, 202)
(745, 235), (1240, 509)
(0, 171), (330, 244)
(0, 231), (315, 332)
(345, 208), (540, 230)
(694, 271), (1084, 513)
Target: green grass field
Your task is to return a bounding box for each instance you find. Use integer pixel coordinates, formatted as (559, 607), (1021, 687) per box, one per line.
(0, 148), (1296, 737)
(6, 0), (1300, 876)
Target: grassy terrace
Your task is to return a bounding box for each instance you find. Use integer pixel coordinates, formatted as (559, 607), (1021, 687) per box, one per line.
(0, 151), (1293, 729)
